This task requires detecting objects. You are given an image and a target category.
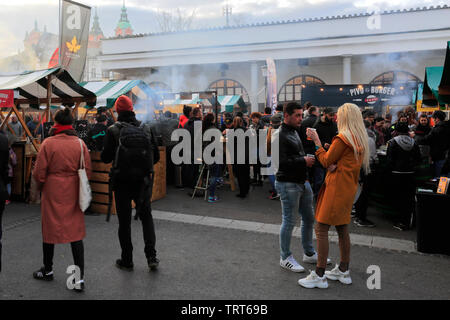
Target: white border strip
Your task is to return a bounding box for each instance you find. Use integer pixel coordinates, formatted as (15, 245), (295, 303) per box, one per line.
(152, 210), (417, 253)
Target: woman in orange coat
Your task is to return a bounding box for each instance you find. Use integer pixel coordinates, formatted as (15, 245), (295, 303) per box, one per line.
(298, 103), (369, 289)
(32, 107), (91, 292)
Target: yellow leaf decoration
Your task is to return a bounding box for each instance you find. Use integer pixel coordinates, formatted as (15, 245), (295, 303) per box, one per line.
(66, 36), (81, 53)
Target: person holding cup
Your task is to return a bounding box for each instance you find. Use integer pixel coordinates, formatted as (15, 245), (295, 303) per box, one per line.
(298, 103), (369, 289)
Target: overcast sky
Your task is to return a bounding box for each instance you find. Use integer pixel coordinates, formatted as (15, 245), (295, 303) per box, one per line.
(1, 0), (450, 59)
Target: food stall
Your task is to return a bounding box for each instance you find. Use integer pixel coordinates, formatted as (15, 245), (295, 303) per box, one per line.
(76, 80), (167, 214)
(0, 67), (97, 201)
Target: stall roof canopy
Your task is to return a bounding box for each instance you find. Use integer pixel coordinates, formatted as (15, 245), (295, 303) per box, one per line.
(0, 68), (96, 107)
(422, 66), (449, 105)
(217, 95), (247, 113)
(79, 80), (159, 109)
(438, 41), (450, 97)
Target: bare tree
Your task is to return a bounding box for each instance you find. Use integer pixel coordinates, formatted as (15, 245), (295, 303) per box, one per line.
(155, 8), (197, 33)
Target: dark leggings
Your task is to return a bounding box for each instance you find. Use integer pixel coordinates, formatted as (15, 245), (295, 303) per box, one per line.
(43, 240), (84, 278)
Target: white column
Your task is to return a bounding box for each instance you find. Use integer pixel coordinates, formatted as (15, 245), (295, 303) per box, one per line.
(250, 62), (259, 113)
(343, 55), (352, 84)
(171, 66), (178, 93)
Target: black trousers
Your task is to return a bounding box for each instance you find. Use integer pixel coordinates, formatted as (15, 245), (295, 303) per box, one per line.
(165, 145), (175, 185)
(0, 200), (4, 272)
(234, 164), (250, 196)
(114, 181), (157, 263)
(390, 172), (416, 225)
(182, 164), (200, 189)
(43, 240), (84, 278)
(354, 172), (374, 220)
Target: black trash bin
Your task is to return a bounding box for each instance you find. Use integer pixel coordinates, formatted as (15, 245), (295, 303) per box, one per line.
(416, 190), (450, 255)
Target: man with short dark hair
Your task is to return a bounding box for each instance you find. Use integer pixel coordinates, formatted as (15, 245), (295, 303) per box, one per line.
(276, 102), (327, 273)
(262, 107), (272, 127)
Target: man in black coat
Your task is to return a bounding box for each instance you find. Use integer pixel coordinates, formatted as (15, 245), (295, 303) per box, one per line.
(414, 111), (450, 180)
(183, 108), (203, 193)
(101, 95), (160, 272)
(311, 107), (338, 196)
(86, 114), (108, 151)
(0, 131), (10, 272)
(386, 122), (422, 231)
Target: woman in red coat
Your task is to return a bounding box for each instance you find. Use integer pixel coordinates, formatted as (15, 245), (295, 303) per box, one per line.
(32, 107), (91, 292)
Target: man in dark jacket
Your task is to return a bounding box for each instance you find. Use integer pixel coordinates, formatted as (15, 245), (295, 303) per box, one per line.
(158, 111), (179, 185)
(414, 111), (450, 180)
(0, 131), (9, 272)
(101, 95), (161, 272)
(276, 102), (324, 273)
(311, 107), (338, 196)
(261, 107), (272, 127)
(386, 122), (422, 231)
(86, 115), (108, 151)
(299, 106), (319, 155)
(183, 108), (203, 194)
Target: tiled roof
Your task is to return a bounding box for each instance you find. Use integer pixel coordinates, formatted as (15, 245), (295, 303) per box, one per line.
(104, 5), (450, 40)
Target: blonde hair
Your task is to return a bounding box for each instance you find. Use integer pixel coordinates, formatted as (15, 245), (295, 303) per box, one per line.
(337, 103), (370, 174)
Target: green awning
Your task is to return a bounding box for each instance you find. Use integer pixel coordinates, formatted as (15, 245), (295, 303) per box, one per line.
(438, 41), (450, 100)
(423, 66), (446, 106)
(217, 95), (247, 113)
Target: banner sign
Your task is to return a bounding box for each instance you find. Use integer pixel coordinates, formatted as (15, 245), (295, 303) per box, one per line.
(0, 90), (14, 108)
(301, 84), (416, 112)
(60, 0), (91, 82)
(266, 58), (278, 113)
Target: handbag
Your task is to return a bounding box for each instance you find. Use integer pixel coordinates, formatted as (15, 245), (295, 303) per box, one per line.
(78, 139), (92, 212)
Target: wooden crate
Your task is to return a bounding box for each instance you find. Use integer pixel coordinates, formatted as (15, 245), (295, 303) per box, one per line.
(151, 146), (166, 202)
(89, 151), (116, 215)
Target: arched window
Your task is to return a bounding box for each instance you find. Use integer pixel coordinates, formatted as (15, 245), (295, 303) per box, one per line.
(207, 79), (250, 104)
(370, 71), (421, 88)
(278, 75), (325, 103)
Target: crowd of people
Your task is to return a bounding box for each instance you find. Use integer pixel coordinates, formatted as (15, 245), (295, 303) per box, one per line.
(0, 96), (448, 292)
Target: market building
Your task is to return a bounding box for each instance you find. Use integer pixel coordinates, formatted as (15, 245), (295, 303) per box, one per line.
(98, 5), (450, 113)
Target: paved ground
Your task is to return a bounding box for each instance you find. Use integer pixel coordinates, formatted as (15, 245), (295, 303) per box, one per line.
(154, 183), (417, 241)
(1, 201), (449, 300)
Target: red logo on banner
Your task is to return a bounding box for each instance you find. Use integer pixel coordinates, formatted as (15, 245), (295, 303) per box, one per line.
(0, 90), (14, 108)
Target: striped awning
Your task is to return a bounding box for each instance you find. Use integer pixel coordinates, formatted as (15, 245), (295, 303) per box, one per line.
(0, 68), (96, 108)
(79, 80), (157, 109)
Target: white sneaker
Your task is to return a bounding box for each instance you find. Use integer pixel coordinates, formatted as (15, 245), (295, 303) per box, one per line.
(280, 255), (305, 273)
(303, 252), (332, 265)
(325, 264), (352, 285)
(298, 270), (328, 289)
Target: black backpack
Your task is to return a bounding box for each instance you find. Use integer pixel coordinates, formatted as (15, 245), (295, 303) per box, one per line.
(112, 122), (153, 183)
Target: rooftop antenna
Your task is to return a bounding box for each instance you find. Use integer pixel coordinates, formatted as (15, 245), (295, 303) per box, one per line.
(223, 1), (232, 27)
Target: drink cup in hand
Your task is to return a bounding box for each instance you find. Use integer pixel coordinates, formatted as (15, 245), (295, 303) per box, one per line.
(306, 128), (316, 141)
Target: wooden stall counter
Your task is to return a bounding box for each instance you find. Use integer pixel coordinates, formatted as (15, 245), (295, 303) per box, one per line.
(88, 146), (166, 215)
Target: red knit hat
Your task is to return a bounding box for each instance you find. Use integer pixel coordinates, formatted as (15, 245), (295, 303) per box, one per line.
(114, 95), (133, 113)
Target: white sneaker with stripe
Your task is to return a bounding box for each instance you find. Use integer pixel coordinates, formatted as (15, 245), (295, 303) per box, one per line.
(280, 255), (305, 273)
